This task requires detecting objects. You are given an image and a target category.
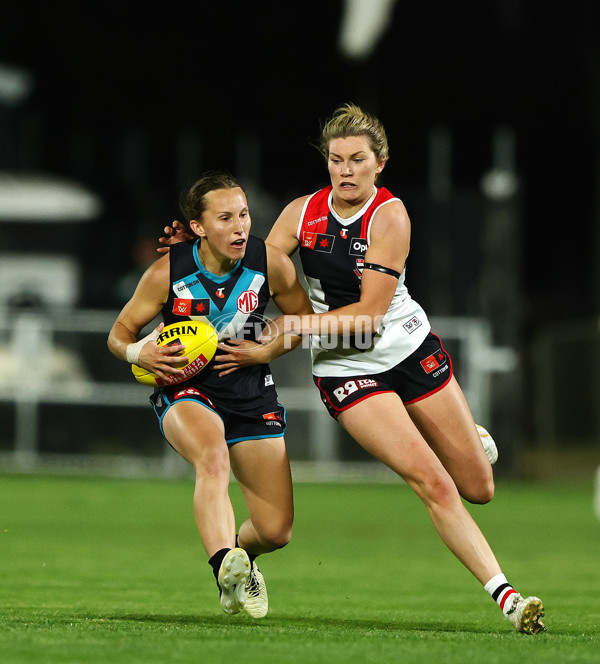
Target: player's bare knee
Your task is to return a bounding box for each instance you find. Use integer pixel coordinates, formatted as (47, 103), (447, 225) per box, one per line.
(420, 472), (458, 510)
(195, 446), (230, 481)
(462, 477), (495, 505)
(259, 522), (293, 551)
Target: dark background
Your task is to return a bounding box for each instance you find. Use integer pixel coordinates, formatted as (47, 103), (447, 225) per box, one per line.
(1, 1), (599, 463)
(1, 1), (598, 322)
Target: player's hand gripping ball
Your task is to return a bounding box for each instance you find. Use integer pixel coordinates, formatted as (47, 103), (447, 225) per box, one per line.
(132, 321), (218, 387)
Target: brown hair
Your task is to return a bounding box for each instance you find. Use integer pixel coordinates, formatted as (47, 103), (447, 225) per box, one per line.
(179, 171), (244, 222)
(319, 103), (389, 162)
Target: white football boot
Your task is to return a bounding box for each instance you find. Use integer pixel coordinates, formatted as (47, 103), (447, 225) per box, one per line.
(244, 565), (269, 619)
(504, 593), (546, 634)
(217, 548), (250, 615)
(476, 424), (498, 465)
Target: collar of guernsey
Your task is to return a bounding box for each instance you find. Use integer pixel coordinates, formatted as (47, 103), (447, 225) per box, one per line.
(166, 235), (269, 341)
(296, 185), (431, 377)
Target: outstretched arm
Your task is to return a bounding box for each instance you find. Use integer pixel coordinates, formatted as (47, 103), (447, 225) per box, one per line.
(283, 200), (410, 337)
(212, 243), (313, 376)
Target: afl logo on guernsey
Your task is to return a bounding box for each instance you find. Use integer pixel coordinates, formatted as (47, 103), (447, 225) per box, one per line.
(237, 290), (259, 314)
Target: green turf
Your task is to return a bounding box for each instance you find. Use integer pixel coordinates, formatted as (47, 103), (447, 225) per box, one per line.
(1, 473), (598, 663)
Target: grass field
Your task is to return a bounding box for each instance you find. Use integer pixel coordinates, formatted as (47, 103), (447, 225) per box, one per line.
(1, 473), (599, 663)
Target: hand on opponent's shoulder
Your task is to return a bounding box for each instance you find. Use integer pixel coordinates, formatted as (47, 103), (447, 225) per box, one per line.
(157, 220), (194, 254)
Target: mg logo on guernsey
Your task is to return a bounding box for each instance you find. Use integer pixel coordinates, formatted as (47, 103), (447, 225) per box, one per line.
(237, 290), (259, 314)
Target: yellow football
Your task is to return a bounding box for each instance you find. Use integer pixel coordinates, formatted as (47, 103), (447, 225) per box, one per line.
(132, 321), (218, 387)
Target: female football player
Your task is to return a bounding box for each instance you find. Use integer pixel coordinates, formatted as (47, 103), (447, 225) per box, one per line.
(267, 103), (545, 634)
(158, 107), (546, 634)
(108, 171), (313, 619)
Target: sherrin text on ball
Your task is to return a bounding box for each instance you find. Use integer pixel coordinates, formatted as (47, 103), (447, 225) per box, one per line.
(132, 321), (218, 387)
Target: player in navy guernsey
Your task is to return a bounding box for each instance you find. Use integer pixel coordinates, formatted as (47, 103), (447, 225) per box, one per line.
(109, 172), (312, 619)
(163, 233), (274, 407)
(265, 104), (545, 634)
(157, 110), (545, 634)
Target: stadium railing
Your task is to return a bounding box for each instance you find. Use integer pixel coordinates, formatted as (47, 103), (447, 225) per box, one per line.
(0, 307), (516, 481)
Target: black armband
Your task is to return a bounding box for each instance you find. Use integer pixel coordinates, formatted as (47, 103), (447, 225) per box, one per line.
(362, 262), (401, 279)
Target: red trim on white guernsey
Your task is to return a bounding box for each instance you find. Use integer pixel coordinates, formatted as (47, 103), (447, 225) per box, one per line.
(296, 189), (330, 241)
(298, 184), (431, 378)
(359, 187), (399, 241)
(297, 185), (400, 245)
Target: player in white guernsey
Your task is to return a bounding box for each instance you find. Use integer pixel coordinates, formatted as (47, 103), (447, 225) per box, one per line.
(265, 104), (545, 634)
(157, 110), (545, 634)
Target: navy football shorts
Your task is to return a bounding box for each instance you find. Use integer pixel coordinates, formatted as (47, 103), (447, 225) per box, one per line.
(150, 384), (286, 444)
(314, 332), (453, 419)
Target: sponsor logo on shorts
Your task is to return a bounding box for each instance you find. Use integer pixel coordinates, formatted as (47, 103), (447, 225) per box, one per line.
(265, 374), (274, 386)
(333, 378), (379, 402)
(174, 387), (201, 399)
(420, 350), (448, 377)
(403, 316), (422, 334)
(262, 411), (283, 426)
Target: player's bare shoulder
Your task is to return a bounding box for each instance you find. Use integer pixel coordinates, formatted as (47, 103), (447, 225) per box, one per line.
(267, 194), (311, 253)
(371, 197), (411, 242)
(278, 194), (312, 222)
(131, 253), (171, 301)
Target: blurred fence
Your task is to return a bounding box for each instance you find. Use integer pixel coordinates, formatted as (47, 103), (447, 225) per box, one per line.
(0, 307), (517, 481)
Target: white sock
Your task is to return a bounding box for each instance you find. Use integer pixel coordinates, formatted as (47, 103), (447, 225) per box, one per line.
(484, 573), (518, 614)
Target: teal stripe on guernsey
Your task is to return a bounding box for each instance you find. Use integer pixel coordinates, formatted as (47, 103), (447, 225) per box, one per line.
(192, 238), (241, 283)
(178, 241), (266, 334)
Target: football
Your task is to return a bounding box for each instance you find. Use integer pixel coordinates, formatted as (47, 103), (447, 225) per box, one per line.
(132, 321), (218, 387)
